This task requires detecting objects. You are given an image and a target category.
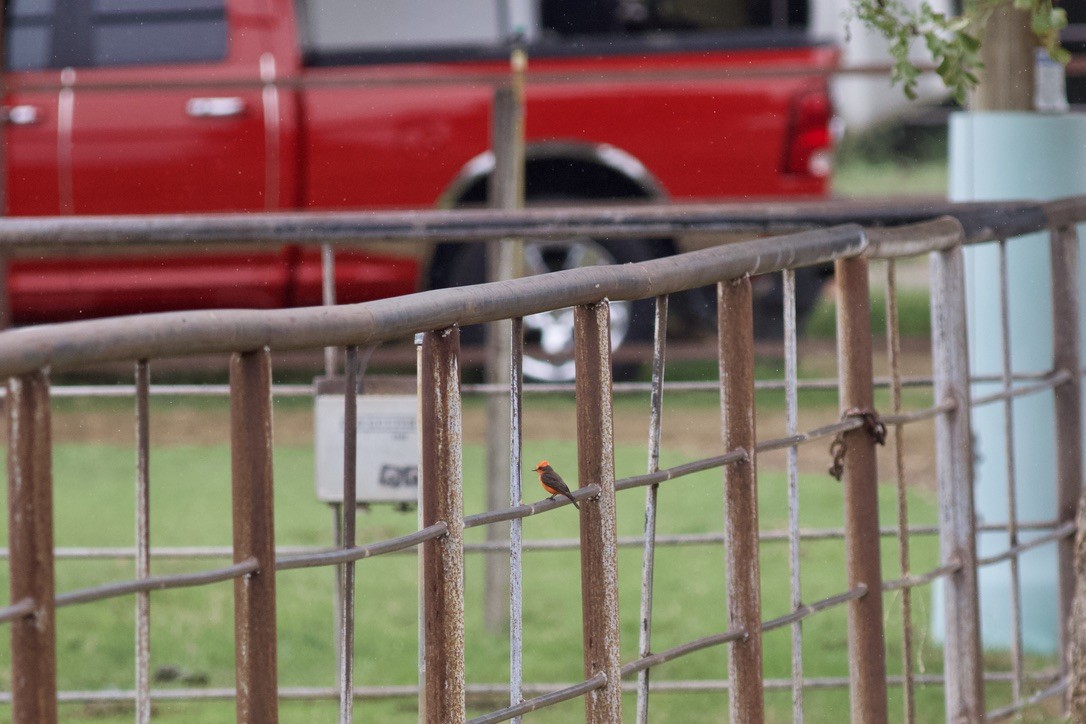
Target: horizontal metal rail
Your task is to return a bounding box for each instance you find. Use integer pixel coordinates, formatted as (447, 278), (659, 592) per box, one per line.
(0, 225), (867, 377)
(275, 524), (448, 571)
(29, 372), (1060, 400)
(0, 599), (34, 624)
(614, 452), (747, 492)
(53, 558), (259, 609)
(985, 677), (1069, 722)
(760, 586), (868, 633)
(462, 485), (602, 528)
(620, 630), (749, 679)
(975, 521), (1078, 568)
(0, 199), (1047, 251)
(883, 561), (963, 592)
(466, 673), (608, 724)
(6, 519), (1064, 562)
(882, 399), (957, 426)
(3, 669), (1061, 706)
(970, 369), (1073, 408)
(620, 585), (865, 679)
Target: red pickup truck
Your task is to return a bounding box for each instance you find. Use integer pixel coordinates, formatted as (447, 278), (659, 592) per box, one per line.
(4, 0), (836, 378)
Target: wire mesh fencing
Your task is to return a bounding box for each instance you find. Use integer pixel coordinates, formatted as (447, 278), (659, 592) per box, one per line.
(0, 198), (1084, 722)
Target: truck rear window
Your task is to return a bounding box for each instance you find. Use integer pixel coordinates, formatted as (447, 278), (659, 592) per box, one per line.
(6, 0), (228, 71)
(298, 0), (809, 65)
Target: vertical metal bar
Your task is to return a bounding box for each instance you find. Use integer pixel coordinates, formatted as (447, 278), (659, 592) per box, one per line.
(135, 360), (152, 724)
(322, 243), (337, 376)
(717, 277), (765, 723)
(1049, 223), (1082, 714)
(783, 270), (804, 723)
(484, 49), (526, 632)
(230, 348), (279, 723)
(7, 370), (57, 724)
(484, 308), (512, 633)
(995, 240), (1024, 704)
(574, 301), (623, 723)
(1073, 499), (1086, 720)
(415, 334), (426, 724)
(331, 499), (343, 673)
(930, 242), (985, 722)
(339, 346), (359, 723)
(420, 328), (466, 723)
(636, 294), (668, 724)
(509, 317), (525, 723)
(834, 255), (888, 724)
(884, 261), (915, 724)
(491, 48), (526, 210)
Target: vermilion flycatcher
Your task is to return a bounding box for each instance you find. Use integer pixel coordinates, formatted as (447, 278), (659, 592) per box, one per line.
(534, 460), (579, 509)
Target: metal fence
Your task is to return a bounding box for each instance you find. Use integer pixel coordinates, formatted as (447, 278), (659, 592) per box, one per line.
(0, 197), (1084, 723)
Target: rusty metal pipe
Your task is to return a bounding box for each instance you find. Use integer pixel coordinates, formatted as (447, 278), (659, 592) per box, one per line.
(466, 673), (607, 724)
(834, 255), (889, 723)
(574, 301), (623, 723)
(930, 243), (985, 721)
(420, 328), (466, 723)
(134, 360), (151, 724)
(717, 276), (765, 722)
(56, 559), (259, 608)
(230, 349), (279, 723)
(276, 524), (449, 571)
(1048, 223), (1083, 715)
(6, 370), (57, 724)
(0, 225), (866, 377)
(463, 485), (600, 528)
(0, 199), (1051, 250)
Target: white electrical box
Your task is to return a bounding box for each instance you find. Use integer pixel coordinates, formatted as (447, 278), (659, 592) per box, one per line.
(313, 377), (418, 504)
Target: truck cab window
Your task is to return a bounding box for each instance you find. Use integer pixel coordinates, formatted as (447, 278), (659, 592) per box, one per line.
(6, 0), (57, 71)
(298, 0), (503, 54)
(297, 0), (810, 66)
(543, 0), (808, 35)
(88, 0), (228, 67)
(4, 0), (228, 70)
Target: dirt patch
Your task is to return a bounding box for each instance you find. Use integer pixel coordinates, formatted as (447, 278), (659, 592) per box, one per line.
(35, 387), (937, 492)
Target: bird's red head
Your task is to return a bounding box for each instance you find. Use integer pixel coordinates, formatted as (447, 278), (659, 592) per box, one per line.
(534, 460), (550, 472)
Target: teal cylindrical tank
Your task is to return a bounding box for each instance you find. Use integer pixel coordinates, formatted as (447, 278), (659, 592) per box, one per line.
(932, 112), (1086, 653)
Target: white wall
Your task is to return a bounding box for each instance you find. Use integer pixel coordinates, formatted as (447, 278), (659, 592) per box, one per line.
(810, 0), (953, 129)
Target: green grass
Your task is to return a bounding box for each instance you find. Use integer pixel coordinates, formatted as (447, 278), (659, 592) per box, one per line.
(832, 117), (948, 200)
(805, 286), (932, 341)
(0, 406), (1058, 722)
(833, 159), (948, 200)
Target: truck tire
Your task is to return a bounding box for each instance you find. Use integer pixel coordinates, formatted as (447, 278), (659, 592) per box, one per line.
(443, 236), (656, 382)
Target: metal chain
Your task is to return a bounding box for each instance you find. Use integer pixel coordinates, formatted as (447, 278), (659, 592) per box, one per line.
(828, 407), (887, 481)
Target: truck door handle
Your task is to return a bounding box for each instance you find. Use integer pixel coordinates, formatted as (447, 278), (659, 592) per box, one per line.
(2, 105), (40, 125)
(185, 97), (246, 118)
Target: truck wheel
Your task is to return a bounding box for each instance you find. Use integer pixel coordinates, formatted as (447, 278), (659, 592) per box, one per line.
(444, 236), (656, 382)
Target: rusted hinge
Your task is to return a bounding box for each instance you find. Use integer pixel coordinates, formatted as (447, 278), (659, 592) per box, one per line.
(828, 407), (887, 481)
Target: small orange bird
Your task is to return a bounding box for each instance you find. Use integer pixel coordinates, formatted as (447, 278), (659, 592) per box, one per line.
(534, 460), (579, 509)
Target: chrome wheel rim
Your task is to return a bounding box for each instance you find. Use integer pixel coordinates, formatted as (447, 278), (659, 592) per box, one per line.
(520, 237), (632, 382)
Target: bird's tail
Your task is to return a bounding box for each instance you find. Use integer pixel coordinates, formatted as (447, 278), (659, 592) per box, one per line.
(564, 492), (580, 510)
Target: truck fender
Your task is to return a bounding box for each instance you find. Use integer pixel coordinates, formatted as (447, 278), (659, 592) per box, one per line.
(429, 141), (672, 294)
(436, 141), (668, 209)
